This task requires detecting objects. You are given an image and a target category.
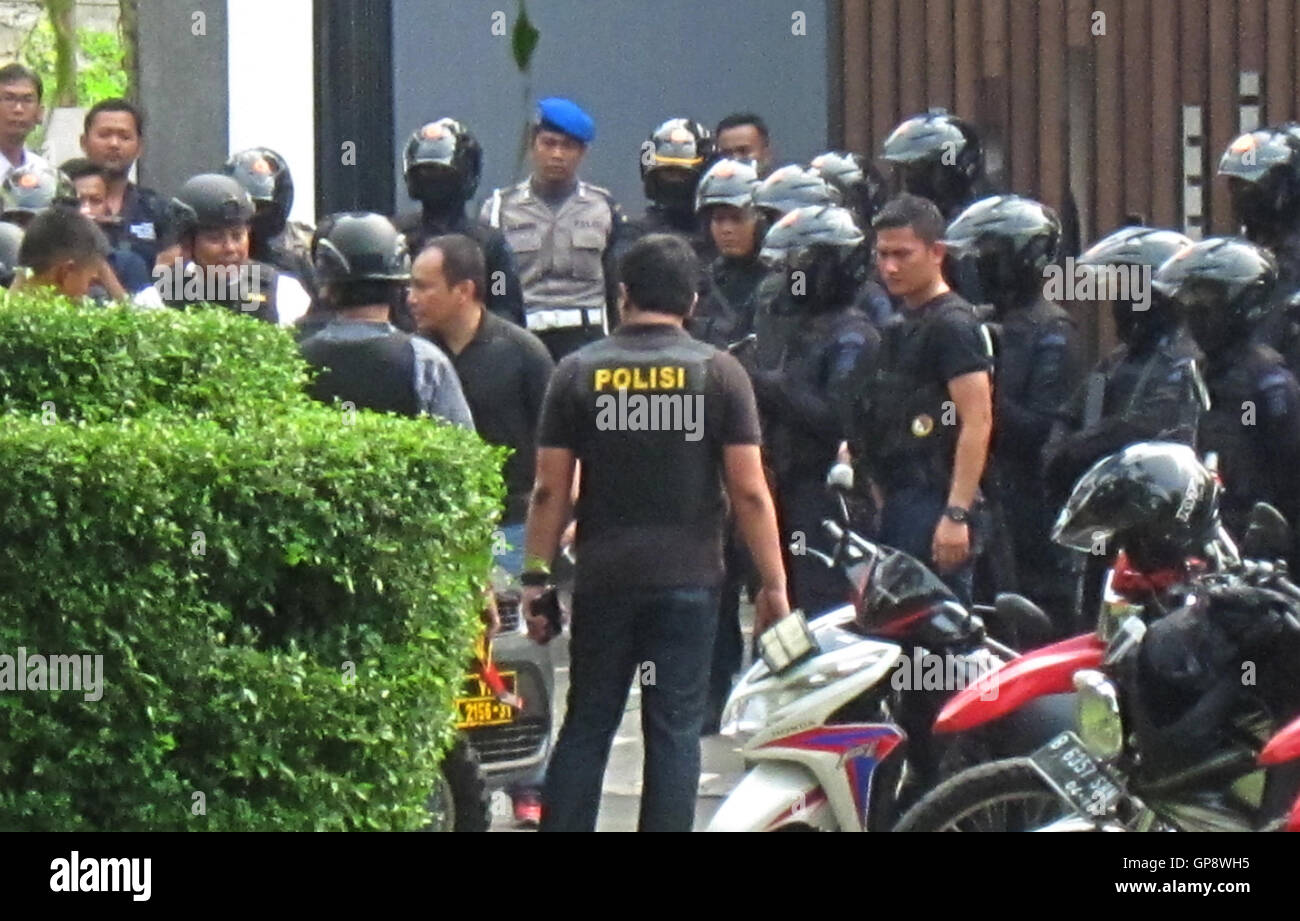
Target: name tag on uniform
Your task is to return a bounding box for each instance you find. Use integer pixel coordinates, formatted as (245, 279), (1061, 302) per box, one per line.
(129, 222), (156, 241)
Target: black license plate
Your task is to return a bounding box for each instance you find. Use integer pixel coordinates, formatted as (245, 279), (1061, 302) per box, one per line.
(1029, 731), (1123, 819)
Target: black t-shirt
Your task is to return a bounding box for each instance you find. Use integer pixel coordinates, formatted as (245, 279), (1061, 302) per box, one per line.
(893, 291), (991, 385)
(537, 322), (762, 591)
(429, 310), (555, 522)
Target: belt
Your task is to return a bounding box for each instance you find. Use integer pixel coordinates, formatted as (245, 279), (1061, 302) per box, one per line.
(525, 306), (606, 333)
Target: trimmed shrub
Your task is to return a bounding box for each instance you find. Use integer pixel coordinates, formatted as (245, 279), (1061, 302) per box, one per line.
(0, 291), (505, 830)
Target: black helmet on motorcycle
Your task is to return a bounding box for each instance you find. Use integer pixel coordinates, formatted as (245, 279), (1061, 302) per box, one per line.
(1152, 237), (1278, 354)
(695, 158), (761, 214)
(170, 173), (255, 239)
(1052, 441), (1221, 569)
(312, 212), (410, 287)
(752, 164), (837, 220)
(809, 151), (889, 230)
(942, 195), (1061, 312)
(223, 147), (295, 241)
(1077, 225), (1193, 348)
(880, 110), (983, 217)
(1217, 123), (1300, 244)
(0, 220), (22, 287)
(641, 118), (713, 212)
(1, 163), (76, 224)
(759, 204), (867, 309)
(403, 118), (483, 208)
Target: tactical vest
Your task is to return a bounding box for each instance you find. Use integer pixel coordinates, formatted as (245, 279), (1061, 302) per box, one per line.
(161, 260), (280, 325)
(689, 257), (765, 349)
(299, 330), (420, 417)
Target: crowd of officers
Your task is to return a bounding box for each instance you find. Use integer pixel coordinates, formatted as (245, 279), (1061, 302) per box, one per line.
(6, 55), (1300, 744)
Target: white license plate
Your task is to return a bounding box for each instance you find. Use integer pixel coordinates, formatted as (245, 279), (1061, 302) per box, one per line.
(1029, 731), (1123, 819)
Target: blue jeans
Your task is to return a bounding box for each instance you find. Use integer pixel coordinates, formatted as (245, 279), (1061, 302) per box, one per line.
(541, 586), (720, 832)
(879, 486), (977, 607)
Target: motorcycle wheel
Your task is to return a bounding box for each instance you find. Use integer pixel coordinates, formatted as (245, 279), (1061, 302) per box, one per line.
(424, 738), (491, 832)
(893, 758), (1080, 832)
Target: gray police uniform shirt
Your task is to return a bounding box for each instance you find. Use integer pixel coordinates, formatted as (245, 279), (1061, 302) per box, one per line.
(480, 178), (620, 333)
(305, 319), (476, 430)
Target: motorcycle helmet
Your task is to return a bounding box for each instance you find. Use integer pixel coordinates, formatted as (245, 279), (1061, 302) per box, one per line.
(751, 164), (837, 220)
(312, 211), (411, 287)
(1152, 237), (1278, 354)
(1217, 123), (1300, 244)
(224, 147), (294, 241)
(1, 163), (76, 225)
(809, 151), (889, 230)
(169, 173), (255, 239)
(881, 110), (984, 217)
(641, 118), (713, 212)
(0, 220), (23, 286)
(942, 194), (1061, 312)
(1052, 441), (1221, 570)
(759, 204), (867, 308)
(1077, 226), (1193, 348)
(402, 118), (483, 208)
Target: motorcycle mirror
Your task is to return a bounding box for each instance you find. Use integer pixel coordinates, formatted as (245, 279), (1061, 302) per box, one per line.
(1242, 502), (1292, 561)
(826, 462), (854, 492)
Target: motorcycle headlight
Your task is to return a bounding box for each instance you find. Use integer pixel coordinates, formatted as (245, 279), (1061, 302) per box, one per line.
(1073, 669), (1124, 763)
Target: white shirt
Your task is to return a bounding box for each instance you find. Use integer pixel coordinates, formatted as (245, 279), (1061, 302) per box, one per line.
(0, 148), (50, 180)
(276, 274), (312, 327)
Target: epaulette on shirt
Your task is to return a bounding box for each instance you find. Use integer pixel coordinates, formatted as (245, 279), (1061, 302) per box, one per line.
(488, 179), (622, 229)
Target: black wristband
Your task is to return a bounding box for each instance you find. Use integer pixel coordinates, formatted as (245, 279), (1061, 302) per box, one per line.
(943, 505), (970, 524)
(520, 570), (551, 587)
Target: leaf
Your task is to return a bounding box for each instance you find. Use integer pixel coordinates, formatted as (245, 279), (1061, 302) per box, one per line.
(511, 1), (540, 72)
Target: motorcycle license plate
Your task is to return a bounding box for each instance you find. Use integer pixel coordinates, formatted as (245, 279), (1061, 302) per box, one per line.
(455, 671), (518, 729)
(1028, 731), (1122, 819)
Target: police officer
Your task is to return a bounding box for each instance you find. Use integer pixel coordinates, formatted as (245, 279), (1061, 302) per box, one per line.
(159, 173), (312, 326)
(880, 110), (986, 222)
(688, 158), (767, 349)
(299, 212), (473, 428)
(810, 150), (894, 327)
(223, 147), (318, 304)
(856, 194), (994, 605)
(749, 204), (880, 615)
(1217, 123), (1300, 373)
(715, 112), (774, 177)
(1153, 238), (1300, 560)
(480, 97), (624, 361)
(394, 118), (524, 327)
(944, 195), (1083, 624)
(1, 162), (76, 228)
(622, 118), (715, 267)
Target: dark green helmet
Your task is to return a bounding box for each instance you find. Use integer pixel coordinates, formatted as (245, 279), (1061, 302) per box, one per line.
(1218, 123), (1300, 242)
(0, 220), (23, 287)
(170, 173), (255, 237)
(312, 212), (410, 286)
(752, 164), (837, 218)
(1078, 225), (1193, 347)
(695, 158), (760, 213)
(1, 163), (75, 219)
(942, 195), (1061, 309)
(1152, 236), (1277, 351)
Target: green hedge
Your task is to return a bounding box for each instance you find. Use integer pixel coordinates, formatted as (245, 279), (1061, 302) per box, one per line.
(0, 293), (505, 830)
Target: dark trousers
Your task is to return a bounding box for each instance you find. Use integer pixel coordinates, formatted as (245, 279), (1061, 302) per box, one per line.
(879, 485), (977, 607)
(541, 586), (720, 832)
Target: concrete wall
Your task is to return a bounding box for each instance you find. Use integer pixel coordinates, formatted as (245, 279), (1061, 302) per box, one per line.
(391, 0), (832, 218)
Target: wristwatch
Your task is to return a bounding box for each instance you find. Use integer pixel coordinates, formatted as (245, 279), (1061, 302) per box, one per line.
(943, 505), (971, 524)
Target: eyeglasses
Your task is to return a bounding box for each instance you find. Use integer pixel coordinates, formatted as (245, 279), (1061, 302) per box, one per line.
(0, 93), (39, 108)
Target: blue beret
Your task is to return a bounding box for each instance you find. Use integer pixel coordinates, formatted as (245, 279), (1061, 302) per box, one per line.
(536, 97), (595, 144)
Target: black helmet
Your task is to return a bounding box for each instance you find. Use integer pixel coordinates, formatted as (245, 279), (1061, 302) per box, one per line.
(223, 147), (294, 240)
(942, 195), (1061, 311)
(695, 158), (760, 213)
(312, 212), (410, 287)
(170, 173), (255, 238)
(752, 164), (837, 219)
(403, 118), (483, 208)
(881, 110), (983, 217)
(640, 118), (713, 211)
(1052, 441), (1221, 568)
(0, 220), (22, 287)
(1, 163), (76, 220)
(1218, 123), (1300, 243)
(759, 204), (867, 308)
(1078, 226), (1193, 348)
(1152, 237), (1277, 353)
(809, 151), (888, 229)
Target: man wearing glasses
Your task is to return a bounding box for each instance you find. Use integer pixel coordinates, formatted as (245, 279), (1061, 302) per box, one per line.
(0, 64), (50, 180)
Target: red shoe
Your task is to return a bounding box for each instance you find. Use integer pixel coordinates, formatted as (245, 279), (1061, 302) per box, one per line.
(513, 791), (542, 828)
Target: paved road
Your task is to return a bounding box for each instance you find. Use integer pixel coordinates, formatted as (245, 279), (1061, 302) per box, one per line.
(491, 604), (755, 832)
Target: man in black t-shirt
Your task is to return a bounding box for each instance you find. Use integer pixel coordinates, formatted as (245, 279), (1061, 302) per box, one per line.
(522, 234), (790, 833)
(855, 194), (994, 604)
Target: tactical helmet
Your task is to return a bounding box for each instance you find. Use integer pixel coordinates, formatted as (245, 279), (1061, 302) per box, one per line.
(641, 118), (714, 211)
(403, 118), (483, 207)
(1, 163), (76, 221)
(759, 204), (867, 308)
(1078, 226), (1193, 347)
(942, 195), (1061, 311)
(170, 173), (256, 238)
(0, 220), (22, 287)
(1052, 441), (1221, 567)
(751, 164), (837, 219)
(1217, 123), (1300, 243)
(695, 158), (761, 213)
(312, 212), (411, 287)
(1152, 237), (1278, 352)
(809, 151), (889, 229)
(224, 147), (294, 239)
(881, 110), (984, 217)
